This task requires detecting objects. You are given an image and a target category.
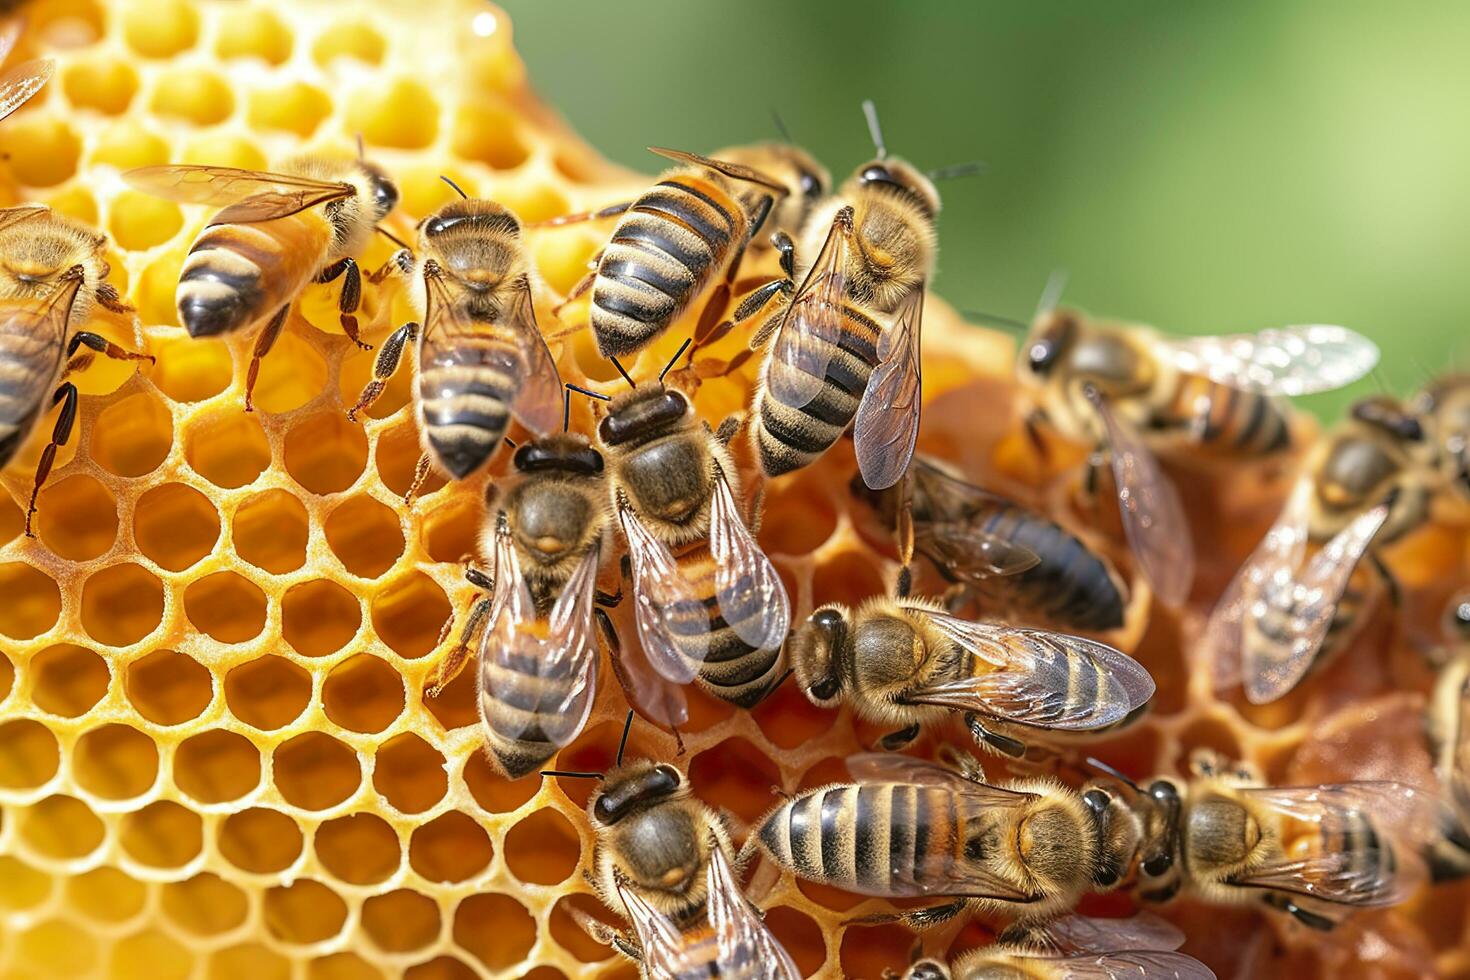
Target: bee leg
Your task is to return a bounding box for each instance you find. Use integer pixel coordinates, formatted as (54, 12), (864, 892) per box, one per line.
(1024, 408), (1051, 461)
(427, 594), (492, 697)
(1368, 552), (1402, 609)
(550, 252), (602, 321)
(23, 383), (80, 537)
(715, 414), (744, 445)
(66, 330), (155, 366)
(369, 248), (413, 284)
(94, 282), (134, 315)
(594, 588), (622, 607)
(347, 320), (419, 422)
(878, 723), (921, 751)
(531, 201), (634, 230)
(403, 453), (433, 507)
(964, 713), (1026, 758)
(316, 258), (372, 350)
(845, 899), (967, 930)
(244, 305), (290, 413)
(691, 194), (777, 346)
(1264, 893), (1336, 931)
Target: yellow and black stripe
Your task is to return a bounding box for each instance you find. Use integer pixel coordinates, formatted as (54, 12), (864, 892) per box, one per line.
(478, 638), (594, 779)
(1165, 373), (1291, 456)
(418, 319), (521, 480)
(666, 545), (785, 708)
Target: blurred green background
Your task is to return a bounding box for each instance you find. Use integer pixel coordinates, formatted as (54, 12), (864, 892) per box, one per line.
(503, 0), (1469, 420)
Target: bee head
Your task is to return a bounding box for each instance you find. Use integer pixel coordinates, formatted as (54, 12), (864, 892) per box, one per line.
(598, 383), (690, 448)
(421, 198), (521, 240)
(1350, 396), (1425, 444)
(853, 157), (940, 218)
(591, 760), (685, 827)
(512, 433), (604, 477)
(356, 160), (400, 222)
(790, 606), (849, 706)
(1021, 308), (1080, 379)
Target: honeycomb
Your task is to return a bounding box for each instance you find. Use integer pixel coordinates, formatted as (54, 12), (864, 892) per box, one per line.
(0, 1), (1465, 978)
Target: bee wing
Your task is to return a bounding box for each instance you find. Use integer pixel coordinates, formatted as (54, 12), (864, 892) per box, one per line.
(609, 634), (691, 732)
(854, 284), (924, 490)
(705, 845), (802, 980)
(123, 165), (355, 220)
(505, 276), (564, 436)
(0, 57), (51, 124)
(708, 466), (790, 653)
(614, 876), (692, 980)
(1041, 912), (1187, 953)
(764, 208), (852, 410)
(1228, 782), (1435, 906)
(1166, 325), (1379, 397)
(917, 522), (1041, 579)
(0, 204), (50, 234)
(617, 502), (708, 684)
(903, 611), (1155, 730)
(1032, 950), (1217, 979)
(647, 146), (788, 196)
(483, 515), (535, 632)
(1084, 386), (1194, 607)
(0, 18), (20, 64)
(1241, 501), (1389, 704)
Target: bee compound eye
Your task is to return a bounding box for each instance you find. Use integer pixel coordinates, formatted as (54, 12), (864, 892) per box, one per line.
(807, 674), (840, 702)
(373, 176), (400, 217)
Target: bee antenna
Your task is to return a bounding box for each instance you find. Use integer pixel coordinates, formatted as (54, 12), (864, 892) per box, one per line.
(1084, 756), (1141, 792)
(565, 382), (611, 403)
(770, 107), (792, 143)
(926, 161), (987, 181)
(503, 436), (517, 449)
(375, 225), (411, 251)
(440, 175), (469, 200)
(861, 99), (886, 160)
(562, 388), (571, 432)
(356, 133), (365, 160)
(659, 338), (693, 381)
(540, 770), (605, 780)
(960, 309), (1029, 334)
(614, 709), (635, 768)
(1036, 268), (1069, 319)
(609, 356), (637, 389)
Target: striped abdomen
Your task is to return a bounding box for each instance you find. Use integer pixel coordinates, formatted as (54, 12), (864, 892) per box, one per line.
(953, 503), (1125, 632)
(754, 305), (881, 477)
(662, 545), (784, 708)
(417, 318), (522, 480)
(756, 782), (963, 895)
(1161, 373), (1291, 456)
(177, 210), (324, 338)
(1247, 559), (1373, 675)
(0, 306), (64, 465)
(478, 631), (594, 779)
(648, 923), (759, 980)
(591, 175), (740, 358)
(1311, 805), (1397, 904)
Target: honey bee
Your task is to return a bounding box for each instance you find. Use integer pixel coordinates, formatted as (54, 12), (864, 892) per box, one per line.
(588, 359), (790, 719)
(346, 185), (563, 489)
(787, 597), (1154, 758)
(711, 138), (830, 252)
(1204, 395), (1432, 703)
(1427, 590), (1470, 880)
(564, 718), (799, 979)
(854, 456), (1129, 633)
(751, 751), (1431, 935)
(124, 155), (399, 411)
(0, 206), (152, 536)
(1413, 374), (1470, 501)
(1016, 305), (1379, 605)
(541, 147), (788, 359)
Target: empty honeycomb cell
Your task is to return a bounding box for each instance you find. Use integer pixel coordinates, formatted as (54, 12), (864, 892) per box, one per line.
(502, 808), (580, 885)
(811, 547), (888, 607)
(14, 919), (100, 976)
(79, 563), (162, 646)
(263, 879), (349, 945)
(175, 730), (261, 804)
(248, 81), (332, 137)
(308, 953), (386, 980)
(19, 794), (106, 860)
(322, 654), (404, 732)
(372, 733), (447, 814)
(375, 421), (446, 498)
(840, 922), (917, 979)
(0, 562), (61, 640)
(149, 68), (235, 125)
(311, 21), (385, 66)
(550, 718), (663, 810)
(0, 652), (12, 703)
(63, 58), (140, 114)
(284, 412), (370, 495)
(71, 323), (152, 398)
(184, 570), (268, 644)
(72, 724), (159, 800)
(764, 906), (826, 977)
(519, 970), (570, 980)
(122, 0), (198, 57)
(0, 856), (51, 912)
(453, 893), (536, 971)
(120, 800), (203, 868)
(217, 808), (303, 875)
(371, 571), (451, 660)
(136, 247), (183, 326)
(148, 334), (232, 402)
(186, 411), (271, 488)
(314, 812), (401, 885)
(324, 495), (404, 578)
(0, 719), (61, 790)
(45, 185), (101, 226)
(404, 956), (479, 980)
(29, 643), (109, 718)
(752, 678), (838, 751)
(348, 78), (439, 150)
(1173, 715), (1247, 773)
(125, 649), (212, 727)
(0, 494), (21, 547)
(422, 659), (477, 732)
(225, 656), (311, 730)
(532, 231), (601, 297)
(494, 183), (569, 225)
(34, 474), (118, 562)
(282, 580), (363, 657)
(408, 810), (493, 883)
(91, 391), (173, 477)
(109, 928), (195, 980)
(548, 894), (622, 964)
(109, 189), (183, 251)
(208, 943), (292, 980)
(272, 732), (362, 811)
(360, 889), (440, 954)
(452, 102), (528, 169)
(233, 489), (310, 573)
(0, 118), (82, 186)
(29, 0), (106, 46)
(66, 866), (148, 923)
(423, 495), (480, 564)
(134, 483), (221, 572)
(689, 736), (783, 825)
(462, 750), (539, 814)
(215, 6), (292, 64)
(161, 873), (250, 936)
(251, 330), (328, 415)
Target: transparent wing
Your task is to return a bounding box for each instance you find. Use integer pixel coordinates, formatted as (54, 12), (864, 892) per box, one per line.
(1230, 782), (1435, 906)
(609, 633), (690, 732)
(902, 610), (1155, 730)
(618, 500), (709, 683)
(0, 204), (50, 234)
(1042, 912), (1186, 953)
(648, 146), (788, 196)
(765, 207), (852, 409)
(705, 846), (801, 980)
(854, 284), (923, 490)
(0, 274), (83, 416)
(1242, 502), (1389, 704)
(1167, 325), (1379, 397)
(123, 164), (354, 219)
(0, 18), (20, 64)
(1085, 386), (1194, 607)
(1036, 950), (1217, 979)
(844, 752), (1005, 790)
(0, 58), (51, 124)
(505, 276), (564, 436)
(483, 515), (535, 634)
(709, 466), (790, 653)
(917, 521), (1041, 579)
(615, 876), (693, 980)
